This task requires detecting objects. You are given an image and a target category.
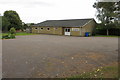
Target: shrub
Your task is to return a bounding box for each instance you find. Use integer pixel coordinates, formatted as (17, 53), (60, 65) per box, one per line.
(2, 27), (16, 39)
(2, 34), (16, 39)
(10, 27), (16, 34)
(2, 35), (10, 39)
(10, 34), (16, 39)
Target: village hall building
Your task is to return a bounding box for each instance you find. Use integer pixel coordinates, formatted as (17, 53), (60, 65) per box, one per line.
(32, 18), (96, 36)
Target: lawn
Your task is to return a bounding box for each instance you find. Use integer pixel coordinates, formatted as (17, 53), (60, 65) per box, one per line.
(3, 32), (37, 36)
(0, 32), (37, 39)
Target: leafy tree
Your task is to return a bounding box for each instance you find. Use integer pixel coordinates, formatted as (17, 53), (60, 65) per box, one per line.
(0, 15), (2, 32)
(22, 22), (29, 30)
(23, 24), (29, 29)
(30, 23), (35, 25)
(4, 10), (22, 30)
(2, 16), (10, 32)
(93, 2), (120, 35)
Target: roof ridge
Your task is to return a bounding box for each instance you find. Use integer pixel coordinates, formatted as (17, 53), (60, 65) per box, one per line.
(45, 18), (94, 21)
(32, 18), (95, 27)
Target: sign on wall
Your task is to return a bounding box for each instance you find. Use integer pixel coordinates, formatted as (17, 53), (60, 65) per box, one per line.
(72, 28), (80, 31)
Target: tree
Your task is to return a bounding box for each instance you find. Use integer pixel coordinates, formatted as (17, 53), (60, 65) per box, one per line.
(93, 1), (120, 35)
(2, 16), (10, 32)
(0, 15), (2, 32)
(4, 10), (22, 30)
(23, 24), (29, 29)
(21, 22), (29, 30)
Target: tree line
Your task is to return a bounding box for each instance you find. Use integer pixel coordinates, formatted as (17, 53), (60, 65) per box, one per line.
(93, 1), (120, 35)
(2, 10), (29, 32)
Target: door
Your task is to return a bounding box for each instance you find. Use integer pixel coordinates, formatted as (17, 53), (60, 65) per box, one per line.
(64, 28), (70, 36)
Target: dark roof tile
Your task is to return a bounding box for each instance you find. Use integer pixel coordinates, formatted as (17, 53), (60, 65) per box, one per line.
(33, 18), (95, 27)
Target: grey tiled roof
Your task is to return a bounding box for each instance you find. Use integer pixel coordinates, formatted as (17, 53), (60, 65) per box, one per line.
(33, 18), (94, 27)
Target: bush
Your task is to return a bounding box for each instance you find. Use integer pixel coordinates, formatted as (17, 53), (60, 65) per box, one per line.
(2, 27), (16, 39)
(2, 35), (10, 39)
(10, 34), (16, 39)
(2, 30), (16, 39)
(10, 27), (16, 34)
(95, 28), (120, 36)
(2, 34), (16, 39)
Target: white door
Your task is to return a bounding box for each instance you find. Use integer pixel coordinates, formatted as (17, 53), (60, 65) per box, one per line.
(64, 28), (70, 36)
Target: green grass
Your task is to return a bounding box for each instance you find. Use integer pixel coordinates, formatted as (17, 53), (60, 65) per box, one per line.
(68, 65), (118, 79)
(3, 32), (37, 36)
(0, 32), (37, 39)
(0, 34), (2, 39)
(15, 32), (37, 36)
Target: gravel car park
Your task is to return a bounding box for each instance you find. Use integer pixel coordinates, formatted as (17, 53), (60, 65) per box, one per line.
(2, 35), (118, 78)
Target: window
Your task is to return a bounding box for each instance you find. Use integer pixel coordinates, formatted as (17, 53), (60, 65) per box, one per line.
(54, 28), (58, 30)
(47, 27), (50, 31)
(72, 28), (79, 31)
(65, 28), (70, 32)
(40, 28), (43, 30)
(68, 29), (70, 32)
(65, 28), (67, 32)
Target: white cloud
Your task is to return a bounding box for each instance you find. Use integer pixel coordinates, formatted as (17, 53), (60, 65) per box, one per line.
(0, 0), (97, 23)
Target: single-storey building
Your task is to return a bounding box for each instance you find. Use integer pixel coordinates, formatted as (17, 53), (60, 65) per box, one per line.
(32, 18), (96, 36)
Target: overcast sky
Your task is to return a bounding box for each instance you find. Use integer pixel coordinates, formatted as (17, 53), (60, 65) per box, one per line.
(0, 0), (98, 23)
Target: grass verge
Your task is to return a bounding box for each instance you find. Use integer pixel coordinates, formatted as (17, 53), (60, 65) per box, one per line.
(0, 32), (37, 39)
(3, 32), (37, 36)
(68, 65), (118, 79)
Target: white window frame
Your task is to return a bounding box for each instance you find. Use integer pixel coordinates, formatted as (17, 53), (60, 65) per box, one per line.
(47, 27), (50, 31)
(40, 28), (43, 30)
(54, 27), (58, 30)
(72, 28), (80, 31)
(35, 27), (38, 30)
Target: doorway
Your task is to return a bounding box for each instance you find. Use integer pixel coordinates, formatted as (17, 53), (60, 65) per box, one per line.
(64, 28), (70, 36)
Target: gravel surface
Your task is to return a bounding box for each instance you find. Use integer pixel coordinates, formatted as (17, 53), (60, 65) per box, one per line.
(2, 35), (118, 78)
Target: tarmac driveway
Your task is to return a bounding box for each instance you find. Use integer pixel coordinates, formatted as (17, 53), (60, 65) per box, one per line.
(2, 35), (118, 78)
